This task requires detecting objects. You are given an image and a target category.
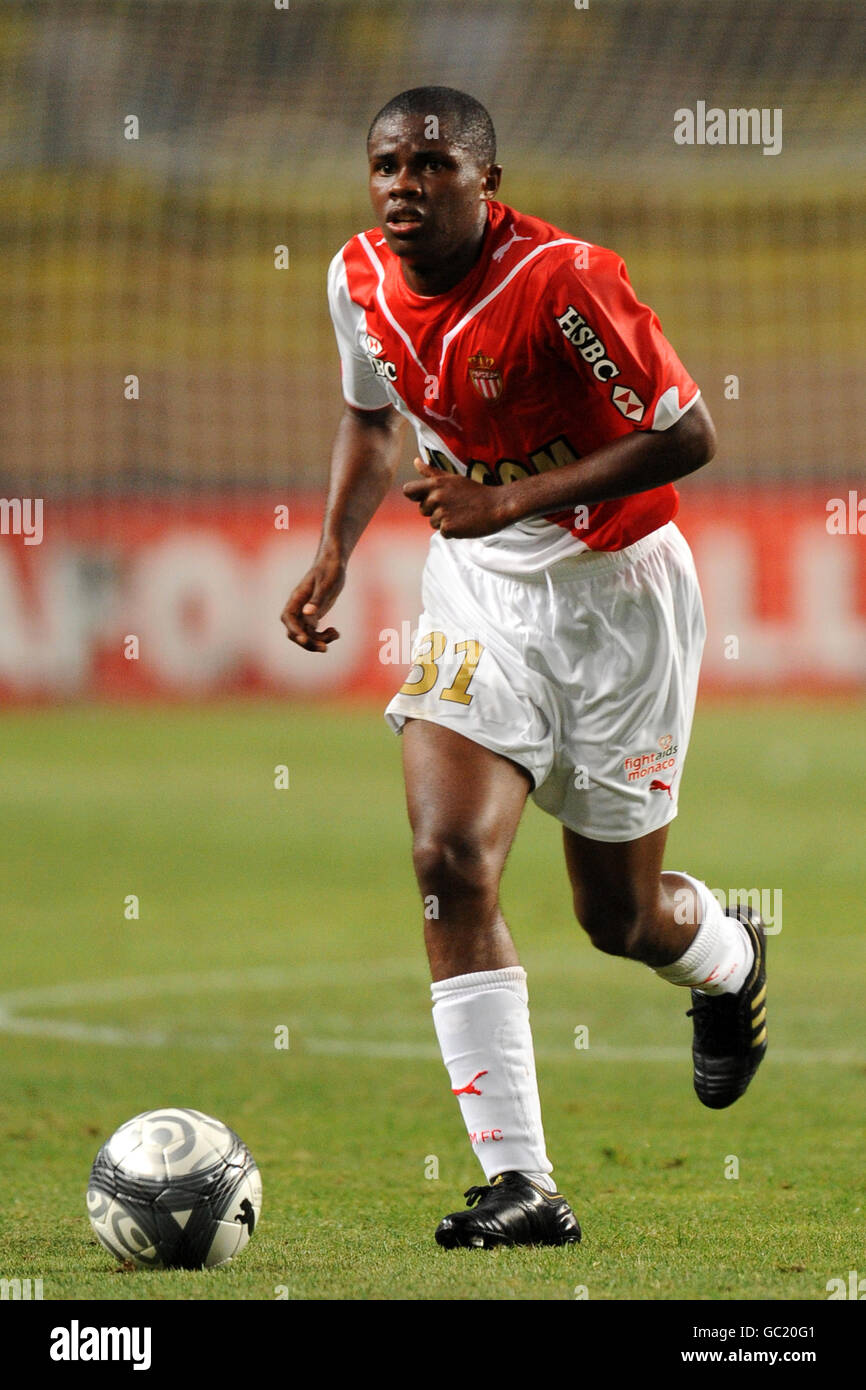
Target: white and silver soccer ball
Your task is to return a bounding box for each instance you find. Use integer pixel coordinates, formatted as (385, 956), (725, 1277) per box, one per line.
(86, 1107), (262, 1269)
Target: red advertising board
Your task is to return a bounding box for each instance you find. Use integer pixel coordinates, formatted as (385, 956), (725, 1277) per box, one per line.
(0, 490), (864, 699)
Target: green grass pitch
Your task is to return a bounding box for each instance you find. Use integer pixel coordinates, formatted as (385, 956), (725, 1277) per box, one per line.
(0, 697), (863, 1302)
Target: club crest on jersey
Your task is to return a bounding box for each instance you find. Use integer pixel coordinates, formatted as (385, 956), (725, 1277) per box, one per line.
(611, 384), (645, 422)
(468, 352), (503, 402)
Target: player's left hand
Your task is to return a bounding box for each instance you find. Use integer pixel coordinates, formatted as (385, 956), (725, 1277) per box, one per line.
(402, 458), (508, 539)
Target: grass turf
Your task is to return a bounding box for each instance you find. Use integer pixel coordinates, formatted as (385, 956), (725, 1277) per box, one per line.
(0, 698), (863, 1301)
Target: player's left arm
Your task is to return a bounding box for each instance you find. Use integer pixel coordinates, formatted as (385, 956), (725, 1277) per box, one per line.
(403, 397), (717, 542)
(496, 394), (716, 525)
(501, 248), (717, 523)
(402, 395), (715, 539)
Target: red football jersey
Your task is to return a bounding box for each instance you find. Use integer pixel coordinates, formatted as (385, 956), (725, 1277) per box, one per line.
(328, 200), (700, 573)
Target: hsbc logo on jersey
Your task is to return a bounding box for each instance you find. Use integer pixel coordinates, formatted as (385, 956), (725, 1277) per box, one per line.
(361, 332), (398, 381)
(555, 305), (620, 381)
(611, 384), (646, 422)
(370, 356), (398, 381)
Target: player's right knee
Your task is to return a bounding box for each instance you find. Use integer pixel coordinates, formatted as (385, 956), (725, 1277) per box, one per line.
(411, 830), (500, 903)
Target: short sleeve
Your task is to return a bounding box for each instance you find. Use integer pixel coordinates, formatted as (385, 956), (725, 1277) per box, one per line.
(545, 247), (700, 432)
(327, 248), (392, 411)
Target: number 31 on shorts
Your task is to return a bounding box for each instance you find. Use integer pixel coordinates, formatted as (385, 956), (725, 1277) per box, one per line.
(399, 631), (485, 706)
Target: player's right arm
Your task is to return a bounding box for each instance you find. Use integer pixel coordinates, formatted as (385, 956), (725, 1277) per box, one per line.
(281, 402), (404, 652)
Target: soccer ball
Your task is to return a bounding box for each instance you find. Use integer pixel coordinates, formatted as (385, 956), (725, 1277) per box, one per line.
(86, 1107), (262, 1269)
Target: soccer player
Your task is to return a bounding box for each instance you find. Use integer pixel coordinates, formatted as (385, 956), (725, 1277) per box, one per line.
(282, 87), (767, 1249)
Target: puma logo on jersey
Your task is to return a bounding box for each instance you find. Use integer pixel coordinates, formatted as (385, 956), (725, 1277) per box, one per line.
(424, 401), (460, 427)
(492, 227), (532, 262)
(555, 305), (620, 382)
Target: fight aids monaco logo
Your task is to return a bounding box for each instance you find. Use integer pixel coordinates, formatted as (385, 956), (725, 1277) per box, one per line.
(623, 734), (679, 788)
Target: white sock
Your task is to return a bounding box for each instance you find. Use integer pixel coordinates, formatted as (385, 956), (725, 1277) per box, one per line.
(654, 873), (754, 996)
(431, 966), (556, 1191)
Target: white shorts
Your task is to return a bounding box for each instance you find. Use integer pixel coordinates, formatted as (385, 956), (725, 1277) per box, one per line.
(384, 522), (706, 843)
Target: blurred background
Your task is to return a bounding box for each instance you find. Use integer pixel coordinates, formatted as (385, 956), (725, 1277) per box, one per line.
(1, 0), (864, 694)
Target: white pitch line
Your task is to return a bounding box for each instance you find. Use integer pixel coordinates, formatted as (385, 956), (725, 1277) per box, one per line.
(0, 970), (862, 1065)
(304, 1039), (866, 1065)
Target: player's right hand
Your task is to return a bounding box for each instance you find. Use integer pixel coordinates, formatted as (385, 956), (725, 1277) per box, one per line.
(281, 555), (345, 653)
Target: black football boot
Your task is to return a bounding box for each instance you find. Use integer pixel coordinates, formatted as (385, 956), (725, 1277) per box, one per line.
(688, 904), (767, 1109)
(435, 1172), (581, 1249)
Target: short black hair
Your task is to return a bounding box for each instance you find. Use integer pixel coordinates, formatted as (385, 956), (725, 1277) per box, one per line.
(367, 86), (496, 166)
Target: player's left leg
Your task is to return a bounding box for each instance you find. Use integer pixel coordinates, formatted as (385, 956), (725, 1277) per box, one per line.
(562, 823), (767, 1107)
(563, 820), (704, 966)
